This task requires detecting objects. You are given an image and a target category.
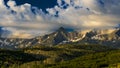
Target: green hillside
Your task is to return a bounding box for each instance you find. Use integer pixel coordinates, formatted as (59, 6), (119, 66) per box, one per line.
(51, 50), (120, 68)
(0, 44), (119, 68)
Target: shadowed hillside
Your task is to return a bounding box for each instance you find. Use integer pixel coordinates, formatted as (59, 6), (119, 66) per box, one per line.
(0, 44), (118, 68)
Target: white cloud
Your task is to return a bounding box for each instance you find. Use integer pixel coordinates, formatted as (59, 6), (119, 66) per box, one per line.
(0, 0), (120, 38)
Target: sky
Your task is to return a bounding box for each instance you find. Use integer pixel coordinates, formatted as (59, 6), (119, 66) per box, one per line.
(0, 0), (120, 38)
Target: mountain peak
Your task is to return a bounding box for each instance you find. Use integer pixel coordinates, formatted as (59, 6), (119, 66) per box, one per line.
(116, 29), (120, 36)
(57, 27), (74, 32)
(115, 24), (120, 29)
(56, 27), (66, 33)
(58, 27), (65, 30)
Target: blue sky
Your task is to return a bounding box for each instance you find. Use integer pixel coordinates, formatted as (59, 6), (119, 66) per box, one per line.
(0, 0), (120, 38)
(4, 0), (58, 12)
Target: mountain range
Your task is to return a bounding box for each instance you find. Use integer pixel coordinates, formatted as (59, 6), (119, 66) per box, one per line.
(0, 27), (120, 49)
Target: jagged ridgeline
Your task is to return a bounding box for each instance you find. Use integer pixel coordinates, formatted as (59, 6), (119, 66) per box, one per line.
(0, 27), (120, 49)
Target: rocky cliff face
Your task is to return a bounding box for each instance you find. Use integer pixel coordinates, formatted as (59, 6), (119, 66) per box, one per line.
(0, 27), (120, 49)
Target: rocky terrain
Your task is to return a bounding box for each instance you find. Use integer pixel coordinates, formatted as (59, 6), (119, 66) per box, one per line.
(0, 27), (120, 49)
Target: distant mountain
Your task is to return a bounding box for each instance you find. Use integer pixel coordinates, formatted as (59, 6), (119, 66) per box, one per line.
(116, 29), (120, 37)
(0, 27), (120, 49)
(0, 27), (3, 37)
(0, 27), (11, 38)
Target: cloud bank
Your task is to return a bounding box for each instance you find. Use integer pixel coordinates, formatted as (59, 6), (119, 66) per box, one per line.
(0, 0), (120, 38)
